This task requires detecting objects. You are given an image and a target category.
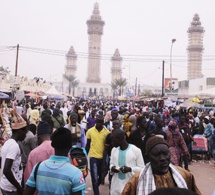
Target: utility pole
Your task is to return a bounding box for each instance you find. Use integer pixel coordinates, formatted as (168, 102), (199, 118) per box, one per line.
(129, 64), (130, 90)
(15, 44), (19, 77)
(138, 84), (140, 95)
(12, 44), (20, 98)
(135, 77), (137, 96)
(170, 39), (176, 95)
(162, 60), (165, 97)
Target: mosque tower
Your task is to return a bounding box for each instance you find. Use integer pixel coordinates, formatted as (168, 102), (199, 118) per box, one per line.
(65, 46), (77, 77)
(111, 49), (122, 83)
(86, 3), (105, 83)
(187, 14), (204, 80)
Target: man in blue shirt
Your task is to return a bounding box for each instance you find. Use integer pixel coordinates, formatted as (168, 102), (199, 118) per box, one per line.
(24, 127), (86, 195)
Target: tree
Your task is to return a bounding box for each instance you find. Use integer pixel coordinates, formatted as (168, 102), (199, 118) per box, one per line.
(110, 82), (118, 99)
(0, 66), (10, 74)
(71, 80), (79, 96)
(0, 66), (10, 79)
(114, 78), (127, 96)
(142, 89), (152, 97)
(63, 75), (79, 96)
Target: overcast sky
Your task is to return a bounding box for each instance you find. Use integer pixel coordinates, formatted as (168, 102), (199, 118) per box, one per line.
(0, 0), (214, 87)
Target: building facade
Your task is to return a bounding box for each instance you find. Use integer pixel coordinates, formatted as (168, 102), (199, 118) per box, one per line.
(187, 14), (204, 80)
(60, 3), (162, 98)
(86, 3), (105, 83)
(178, 77), (215, 96)
(178, 14), (208, 96)
(65, 46), (77, 77)
(111, 49), (122, 83)
(60, 3), (111, 97)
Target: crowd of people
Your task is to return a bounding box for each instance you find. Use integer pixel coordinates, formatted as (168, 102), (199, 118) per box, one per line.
(0, 97), (215, 194)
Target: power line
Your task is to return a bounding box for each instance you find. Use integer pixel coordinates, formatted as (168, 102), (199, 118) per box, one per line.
(19, 46), (215, 57)
(1, 45), (215, 66)
(19, 47), (215, 63)
(1, 45), (215, 59)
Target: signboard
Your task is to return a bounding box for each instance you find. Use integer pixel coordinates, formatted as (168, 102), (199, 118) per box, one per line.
(126, 92), (134, 97)
(16, 90), (25, 101)
(164, 78), (178, 95)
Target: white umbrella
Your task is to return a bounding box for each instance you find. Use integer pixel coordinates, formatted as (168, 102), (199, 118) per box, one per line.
(179, 101), (201, 109)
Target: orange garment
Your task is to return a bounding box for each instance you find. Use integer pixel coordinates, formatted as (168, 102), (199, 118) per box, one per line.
(121, 166), (201, 195)
(122, 114), (133, 137)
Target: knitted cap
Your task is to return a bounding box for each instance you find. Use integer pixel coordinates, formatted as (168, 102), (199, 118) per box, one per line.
(37, 121), (51, 135)
(204, 116), (209, 121)
(70, 112), (78, 118)
(145, 135), (169, 155)
(11, 114), (27, 130)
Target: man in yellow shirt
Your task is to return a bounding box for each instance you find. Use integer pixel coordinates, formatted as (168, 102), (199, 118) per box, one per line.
(86, 115), (110, 195)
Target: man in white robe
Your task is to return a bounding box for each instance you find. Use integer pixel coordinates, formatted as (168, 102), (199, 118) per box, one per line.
(109, 130), (145, 195)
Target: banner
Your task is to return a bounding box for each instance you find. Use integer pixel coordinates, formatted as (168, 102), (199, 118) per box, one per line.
(164, 78), (178, 95)
(16, 90), (25, 101)
(9, 75), (21, 89)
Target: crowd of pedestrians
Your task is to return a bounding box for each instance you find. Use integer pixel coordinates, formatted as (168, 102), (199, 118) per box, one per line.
(0, 97), (215, 194)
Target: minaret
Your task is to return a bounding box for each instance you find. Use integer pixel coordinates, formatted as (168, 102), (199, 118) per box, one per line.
(86, 3), (105, 83)
(65, 46), (77, 77)
(187, 14), (204, 80)
(111, 49), (122, 83)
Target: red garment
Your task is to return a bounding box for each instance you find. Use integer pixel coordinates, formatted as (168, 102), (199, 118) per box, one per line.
(165, 129), (189, 166)
(24, 140), (54, 184)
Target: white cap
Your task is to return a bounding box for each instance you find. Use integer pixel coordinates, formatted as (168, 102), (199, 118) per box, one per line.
(204, 116), (210, 121)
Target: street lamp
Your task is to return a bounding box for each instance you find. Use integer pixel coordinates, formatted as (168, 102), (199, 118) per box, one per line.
(170, 38), (176, 95)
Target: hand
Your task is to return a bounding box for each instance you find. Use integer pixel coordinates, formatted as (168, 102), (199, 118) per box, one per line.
(120, 166), (131, 173)
(187, 153), (191, 160)
(111, 166), (120, 173)
(102, 164), (107, 172)
(17, 185), (24, 195)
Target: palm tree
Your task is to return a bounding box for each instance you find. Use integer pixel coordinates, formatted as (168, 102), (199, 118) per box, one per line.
(142, 89), (152, 97)
(110, 82), (118, 99)
(71, 80), (79, 96)
(63, 75), (80, 96)
(0, 66), (10, 74)
(114, 78), (127, 96)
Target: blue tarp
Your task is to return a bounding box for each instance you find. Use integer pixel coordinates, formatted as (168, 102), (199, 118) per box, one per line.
(0, 92), (9, 99)
(48, 95), (64, 100)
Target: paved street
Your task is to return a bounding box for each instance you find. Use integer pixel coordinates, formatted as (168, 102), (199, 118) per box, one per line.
(190, 160), (215, 195)
(0, 158), (214, 195)
(85, 160), (215, 195)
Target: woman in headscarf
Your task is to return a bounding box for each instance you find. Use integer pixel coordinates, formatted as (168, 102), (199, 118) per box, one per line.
(165, 119), (189, 167)
(122, 114), (133, 137)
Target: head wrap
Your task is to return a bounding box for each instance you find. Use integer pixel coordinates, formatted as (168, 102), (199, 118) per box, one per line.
(168, 119), (177, 129)
(111, 107), (118, 112)
(145, 135), (169, 155)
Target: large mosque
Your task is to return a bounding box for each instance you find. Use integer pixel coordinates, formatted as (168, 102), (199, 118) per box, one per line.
(58, 3), (206, 97)
(62, 3), (121, 98)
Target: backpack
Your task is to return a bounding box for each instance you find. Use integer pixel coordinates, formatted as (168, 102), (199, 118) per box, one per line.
(34, 162), (42, 182)
(69, 146), (88, 178)
(179, 124), (193, 144)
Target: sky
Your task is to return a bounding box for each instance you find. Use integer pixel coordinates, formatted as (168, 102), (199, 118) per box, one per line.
(0, 0), (214, 88)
